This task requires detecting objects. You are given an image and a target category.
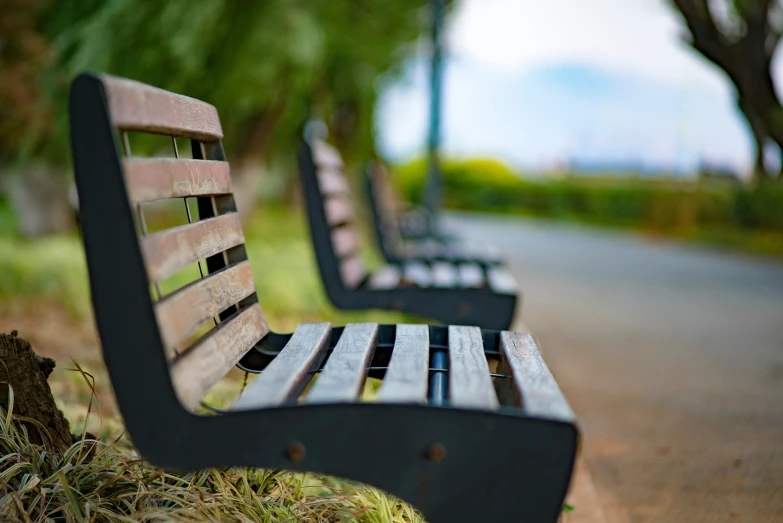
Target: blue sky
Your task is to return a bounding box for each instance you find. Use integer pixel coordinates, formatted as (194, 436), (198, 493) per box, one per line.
(376, 0), (783, 177)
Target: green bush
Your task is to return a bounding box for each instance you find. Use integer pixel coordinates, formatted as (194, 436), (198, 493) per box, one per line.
(390, 158), (783, 236)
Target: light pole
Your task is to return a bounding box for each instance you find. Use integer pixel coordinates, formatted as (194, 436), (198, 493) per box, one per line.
(424, 0), (445, 230)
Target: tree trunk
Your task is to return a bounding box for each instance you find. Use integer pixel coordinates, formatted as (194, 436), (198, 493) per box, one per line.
(4, 164), (73, 237)
(738, 96), (772, 180)
(0, 330), (73, 452)
(231, 91), (289, 216)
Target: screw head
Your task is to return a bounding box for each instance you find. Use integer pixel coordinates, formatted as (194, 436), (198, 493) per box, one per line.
(457, 303), (470, 317)
(286, 441), (306, 462)
(426, 442), (446, 462)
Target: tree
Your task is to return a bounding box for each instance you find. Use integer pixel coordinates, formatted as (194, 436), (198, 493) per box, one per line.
(670, 0), (783, 181)
(1, 0), (428, 233)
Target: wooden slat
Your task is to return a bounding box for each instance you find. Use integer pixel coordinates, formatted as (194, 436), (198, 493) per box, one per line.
(317, 168), (350, 196)
(141, 213), (244, 282)
(432, 262), (458, 288)
(368, 265), (401, 290)
(377, 324), (430, 403)
(232, 322), (331, 410)
(312, 140), (344, 168)
(340, 255), (367, 289)
(124, 158), (232, 203)
(405, 240), (440, 260)
(170, 304), (269, 410)
(306, 323), (378, 403)
(458, 263), (485, 288)
(448, 326), (499, 409)
(487, 267), (518, 294)
(155, 261), (256, 357)
(324, 197), (355, 226)
(460, 241), (502, 263)
(403, 262), (433, 287)
(332, 226), (360, 258)
(103, 75), (223, 141)
(499, 331), (574, 420)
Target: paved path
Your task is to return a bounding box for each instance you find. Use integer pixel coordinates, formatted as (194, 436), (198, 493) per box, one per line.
(444, 213), (783, 523)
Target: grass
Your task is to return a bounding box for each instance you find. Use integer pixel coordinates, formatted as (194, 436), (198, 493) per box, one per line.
(0, 396), (422, 522)
(0, 203), (429, 522)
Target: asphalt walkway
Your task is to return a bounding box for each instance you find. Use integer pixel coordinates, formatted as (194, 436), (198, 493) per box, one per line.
(445, 213), (783, 523)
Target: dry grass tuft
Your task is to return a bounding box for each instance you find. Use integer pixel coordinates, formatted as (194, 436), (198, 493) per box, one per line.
(0, 385), (422, 523)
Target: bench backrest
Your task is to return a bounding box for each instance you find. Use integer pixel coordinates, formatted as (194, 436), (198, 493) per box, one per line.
(365, 161), (403, 260)
(70, 73), (269, 413)
(299, 139), (368, 290)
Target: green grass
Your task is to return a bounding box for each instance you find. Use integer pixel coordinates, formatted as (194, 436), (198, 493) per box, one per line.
(0, 203), (430, 522)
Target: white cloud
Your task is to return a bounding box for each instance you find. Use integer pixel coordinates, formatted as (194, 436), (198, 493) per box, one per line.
(448, 0), (783, 99)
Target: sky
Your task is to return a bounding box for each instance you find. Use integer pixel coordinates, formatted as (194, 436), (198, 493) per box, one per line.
(376, 0), (783, 176)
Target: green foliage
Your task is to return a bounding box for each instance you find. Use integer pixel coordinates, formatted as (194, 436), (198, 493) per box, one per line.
(4, 0), (427, 168)
(393, 158), (783, 255)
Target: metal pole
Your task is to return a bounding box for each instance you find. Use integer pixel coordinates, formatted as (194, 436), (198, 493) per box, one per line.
(424, 0), (445, 227)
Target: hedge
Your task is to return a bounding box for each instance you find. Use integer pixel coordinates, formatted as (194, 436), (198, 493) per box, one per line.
(393, 158), (783, 234)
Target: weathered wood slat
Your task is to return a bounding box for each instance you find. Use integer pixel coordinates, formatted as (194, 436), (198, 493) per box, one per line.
(232, 322), (332, 410)
(324, 198), (355, 226)
(155, 261), (256, 357)
(170, 304), (269, 410)
(340, 255), (367, 289)
(377, 324), (430, 403)
(306, 323), (378, 403)
(103, 75), (223, 141)
(124, 158), (232, 203)
(458, 263), (485, 288)
(312, 140), (344, 168)
(332, 226), (360, 258)
(317, 168), (350, 196)
(405, 240), (440, 260)
(487, 267), (518, 294)
(368, 265), (401, 290)
(448, 326), (499, 409)
(499, 331), (574, 420)
(402, 262), (432, 287)
(141, 213), (244, 282)
(432, 262), (458, 288)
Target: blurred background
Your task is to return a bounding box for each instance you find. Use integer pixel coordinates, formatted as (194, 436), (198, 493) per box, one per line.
(1, 1), (782, 521)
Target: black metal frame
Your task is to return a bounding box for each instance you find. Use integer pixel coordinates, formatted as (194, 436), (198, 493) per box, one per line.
(299, 142), (518, 330)
(70, 73), (576, 523)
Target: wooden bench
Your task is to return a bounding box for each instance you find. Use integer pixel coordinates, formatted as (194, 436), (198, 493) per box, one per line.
(299, 139), (520, 330)
(364, 160), (503, 266)
(69, 72), (578, 523)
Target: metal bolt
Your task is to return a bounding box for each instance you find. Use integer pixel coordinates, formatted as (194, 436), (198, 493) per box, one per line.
(458, 302), (470, 317)
(426, 442), (446, 462)
(286, 441), (306, 462)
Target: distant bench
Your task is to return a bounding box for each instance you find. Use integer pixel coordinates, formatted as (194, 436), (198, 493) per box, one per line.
(364, 160), (502, 266)
(299, 138), (519, 330)
(69, 72), (578, 523)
